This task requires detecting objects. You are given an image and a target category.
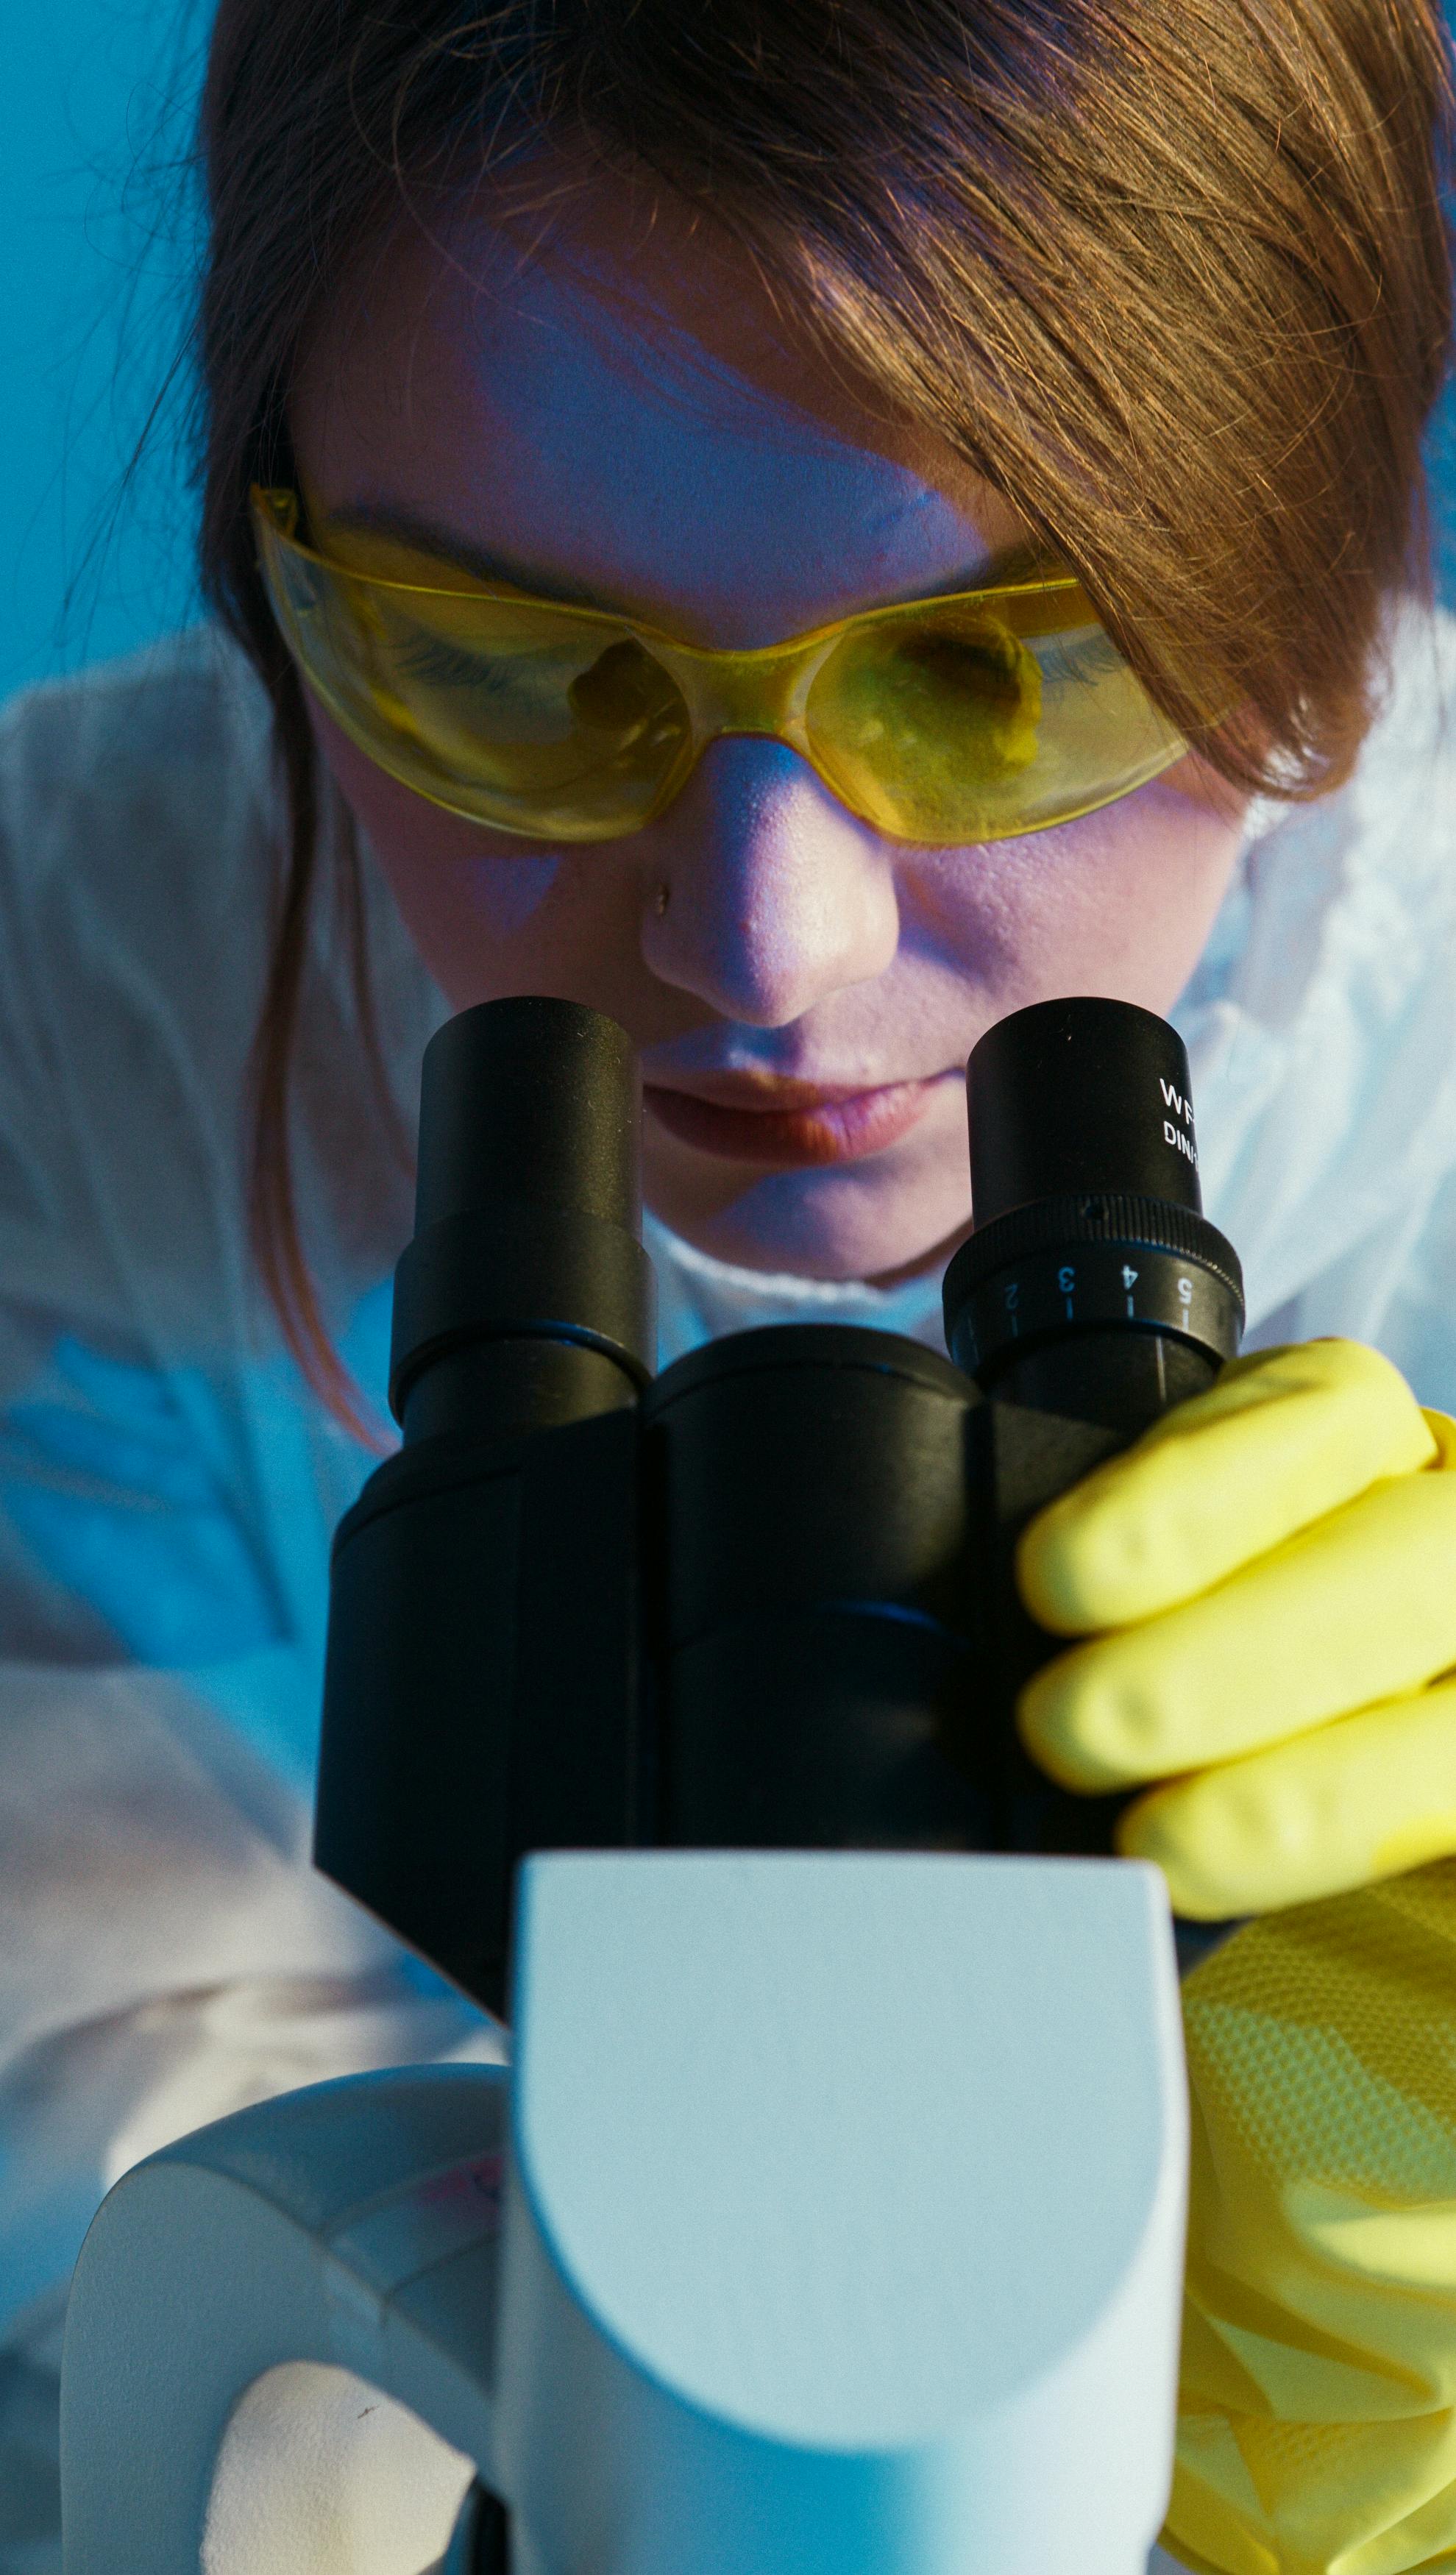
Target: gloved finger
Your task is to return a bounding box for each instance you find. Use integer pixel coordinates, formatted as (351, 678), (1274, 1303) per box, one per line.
(1018, 1466), (1456, 1791)
(1427, 1406), (1456, 1467)
(1115, 1674), (1456, 1917)
(1018, 1339), (1436, 1635)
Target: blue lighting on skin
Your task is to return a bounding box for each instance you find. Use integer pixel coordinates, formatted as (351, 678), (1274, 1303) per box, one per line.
(326, 188), (1000, 654)
(404, 216), (1001, 648)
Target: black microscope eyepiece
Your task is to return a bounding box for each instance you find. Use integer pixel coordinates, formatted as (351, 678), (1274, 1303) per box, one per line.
(388, 997), (657, 1442)
(942, 998), (1243, 1432)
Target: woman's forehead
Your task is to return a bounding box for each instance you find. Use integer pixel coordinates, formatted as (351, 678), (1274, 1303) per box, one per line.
(293, 166), (1029, 646)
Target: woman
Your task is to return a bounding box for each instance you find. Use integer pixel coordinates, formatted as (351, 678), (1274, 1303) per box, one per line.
(4, 0), (1456, 2565)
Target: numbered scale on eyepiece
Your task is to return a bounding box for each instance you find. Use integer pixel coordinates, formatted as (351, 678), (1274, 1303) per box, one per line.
(943, 999), (1243, 1434)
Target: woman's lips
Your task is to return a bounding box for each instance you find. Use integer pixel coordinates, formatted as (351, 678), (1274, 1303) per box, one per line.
(644, 1076), (942, 1166)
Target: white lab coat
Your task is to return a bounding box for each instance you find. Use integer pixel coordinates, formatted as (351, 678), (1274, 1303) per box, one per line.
(2, 615), (1456, 2562)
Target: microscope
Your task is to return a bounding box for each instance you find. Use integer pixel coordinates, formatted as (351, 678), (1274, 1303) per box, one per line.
(60, 996), (1243, 2575)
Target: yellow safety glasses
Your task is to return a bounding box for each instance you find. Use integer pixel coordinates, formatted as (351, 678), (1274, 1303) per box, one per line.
(252, 486), (1184, 846)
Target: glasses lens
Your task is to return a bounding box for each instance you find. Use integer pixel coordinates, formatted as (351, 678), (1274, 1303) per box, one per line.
(264, 533), (692, 838)
(806, 600), (1181, 842)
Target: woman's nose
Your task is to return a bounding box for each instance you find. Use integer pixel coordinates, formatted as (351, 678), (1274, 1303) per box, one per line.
(638, 737), (901, 1026)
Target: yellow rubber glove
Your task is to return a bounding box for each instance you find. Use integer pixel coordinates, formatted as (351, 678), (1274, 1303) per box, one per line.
(1170, 1863), (1456, 2575)
(1014, 1340), (1456, 2575)
(1015, 1340), (1456, 1917)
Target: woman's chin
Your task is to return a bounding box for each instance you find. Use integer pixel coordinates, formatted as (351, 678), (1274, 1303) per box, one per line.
(641, 1109), (973, 1283)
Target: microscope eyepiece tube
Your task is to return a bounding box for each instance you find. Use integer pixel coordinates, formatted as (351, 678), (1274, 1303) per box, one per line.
(413, 998), (642, 1235)
(388, 996), (657, 1438)
(322, 1005), (653, 1999)
(943, 998), (1243, 1432)
(966, 995), (1204, 1222)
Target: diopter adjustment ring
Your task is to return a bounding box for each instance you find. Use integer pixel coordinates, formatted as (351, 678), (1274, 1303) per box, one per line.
(942, 1192), (1245, 1391)
(388, 1201), (657, 1421)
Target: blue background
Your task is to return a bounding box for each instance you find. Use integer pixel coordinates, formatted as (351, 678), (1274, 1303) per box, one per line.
(4, 0), (1455, 703)
(1, 0), (205, 700)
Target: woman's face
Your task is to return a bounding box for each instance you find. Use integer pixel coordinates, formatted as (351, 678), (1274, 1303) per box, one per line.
(294, 171), (1247, 1282)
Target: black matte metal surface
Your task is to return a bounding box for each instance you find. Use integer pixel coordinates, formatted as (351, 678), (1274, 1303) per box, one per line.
(414, 997), (641, 1232)
(968, 996), (1204, 1220)
(319, 993), (1247, 2014)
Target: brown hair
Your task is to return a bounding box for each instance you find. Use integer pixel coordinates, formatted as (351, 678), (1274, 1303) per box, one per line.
(194, 0), (1454, 1424)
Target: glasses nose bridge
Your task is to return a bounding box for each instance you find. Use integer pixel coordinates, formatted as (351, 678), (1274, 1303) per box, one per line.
(664, 631), (831, 746)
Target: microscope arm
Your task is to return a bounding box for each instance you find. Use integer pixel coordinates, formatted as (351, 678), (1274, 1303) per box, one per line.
(60, 2061), (508, 2574)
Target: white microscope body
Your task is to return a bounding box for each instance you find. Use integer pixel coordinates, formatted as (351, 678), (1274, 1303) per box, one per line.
(61, 1848), (1187, 2575)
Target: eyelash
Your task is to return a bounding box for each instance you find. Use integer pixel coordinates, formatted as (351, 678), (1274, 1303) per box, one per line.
(1038, 630), (1123, 688)
(390, 633), (508, 691)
